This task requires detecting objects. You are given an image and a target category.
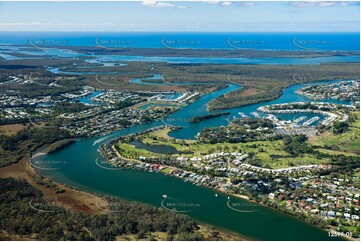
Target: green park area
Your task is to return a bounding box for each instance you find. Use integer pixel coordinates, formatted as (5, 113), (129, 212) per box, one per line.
(310, 112), (360, 156)
(116, 124), (359, 169)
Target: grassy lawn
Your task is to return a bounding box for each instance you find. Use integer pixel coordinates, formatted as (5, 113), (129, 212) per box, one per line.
(309, 112), (360, 154)
(117, 143), (156, 158)
(133, 101), (184, 110)
(117, 111), (359, 169)
(279, 200), (286, 206)
(160, 167), (173, 174)
(117, 128), (332, 169)
(0, 123), (29, 136)
(343, 226), (358, 233)
(315, 148), (359, 157)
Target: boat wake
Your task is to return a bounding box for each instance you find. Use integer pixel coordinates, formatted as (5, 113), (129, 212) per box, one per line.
(93, 136), (110, 146)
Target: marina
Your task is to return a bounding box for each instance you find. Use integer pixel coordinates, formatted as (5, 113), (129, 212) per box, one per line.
(32, 79), (352, 241)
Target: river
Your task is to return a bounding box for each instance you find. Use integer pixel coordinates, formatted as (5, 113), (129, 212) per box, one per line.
(32, 79), (352, 241)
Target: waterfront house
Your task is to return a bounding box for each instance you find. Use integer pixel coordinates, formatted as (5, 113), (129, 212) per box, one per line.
(327, 211), (335, 218)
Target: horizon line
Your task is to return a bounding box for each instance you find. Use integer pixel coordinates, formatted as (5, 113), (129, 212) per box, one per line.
(0, 30), (360, 33)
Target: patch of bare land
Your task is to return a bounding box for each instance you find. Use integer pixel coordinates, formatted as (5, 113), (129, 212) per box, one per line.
(0, 155), (106, 215)
(0, 123), (29, 136)
(0, 148), (246, 240)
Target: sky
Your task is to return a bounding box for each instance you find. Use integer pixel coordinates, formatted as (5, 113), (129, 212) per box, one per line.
(0, 1), (359, 32)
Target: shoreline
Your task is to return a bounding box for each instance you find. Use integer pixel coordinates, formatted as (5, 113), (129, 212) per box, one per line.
(28, 144), (355, 241)
(0, 154), (107, 215)
(22, 78), (359, 240)
(108, 151), (355, 241)
(1, 149), (249, 241)
(9, 43), (361, 59)
(99, 129), (356, 241)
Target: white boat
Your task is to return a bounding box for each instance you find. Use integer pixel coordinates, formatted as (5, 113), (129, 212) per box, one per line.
(303, 116), (320, 126)
(294, 116), (307, 123)
(238, 112), (248, 118)
(251, 112), (260, 118)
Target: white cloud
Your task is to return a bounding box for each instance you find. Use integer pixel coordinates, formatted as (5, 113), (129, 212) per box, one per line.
(222, 2), (232, 7)
(141, 1), (187, 9)
(202, 1), (221, 4)
(199, 1), (256, 7)
(242, 2), (255, 7)
(289, 1), (359, 7)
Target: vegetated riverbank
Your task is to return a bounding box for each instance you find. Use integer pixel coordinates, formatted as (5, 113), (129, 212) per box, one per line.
(3, 57), (359, 108)
(189, 112), (231, 123)
(47, 139), (76, 154)
(99, 124), (357, 241)
(0, 155), (105, 214)
(53, 45), (360, 58)
(27, 77), (354, 240)
(0, 153), (245, 241)
(111, 139), (255, 205)
(209, 87), (283, 110)
(0, 126), (71, 167)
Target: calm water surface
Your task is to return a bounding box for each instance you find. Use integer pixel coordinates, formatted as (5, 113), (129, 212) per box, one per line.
(34, 79), (349, 240)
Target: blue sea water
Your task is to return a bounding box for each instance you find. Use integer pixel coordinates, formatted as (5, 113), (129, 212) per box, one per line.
(13, 33), (357, 240)
(0, 32), (359, 65)
(0, 32), (359, 51)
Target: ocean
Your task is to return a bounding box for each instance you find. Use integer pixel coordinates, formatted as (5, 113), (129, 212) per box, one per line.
(0, 32), (359, 51)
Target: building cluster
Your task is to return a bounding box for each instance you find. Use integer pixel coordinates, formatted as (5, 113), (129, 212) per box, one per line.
(148, 92), (199, 104)
(99, 125), (360, 237)
(91, 90), (141, 105)
(257, 102), (352, 136)
(63, 107), (172, 136)
(1, 105), (53, 121)
(266, 176), (360, 222)
(60, 86), (94, 100)
(0, 86), (171, 133)
(296, 80), (360, 106)
(0, 92), (54, 107)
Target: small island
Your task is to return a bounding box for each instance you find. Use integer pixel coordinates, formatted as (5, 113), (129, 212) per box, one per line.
(189, 112), (230, 123)
(47, 139), (76, 154)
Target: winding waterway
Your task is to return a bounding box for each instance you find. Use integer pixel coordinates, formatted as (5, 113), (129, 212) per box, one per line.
(32, 78), (353, 241)
(0, 44), (359, 65)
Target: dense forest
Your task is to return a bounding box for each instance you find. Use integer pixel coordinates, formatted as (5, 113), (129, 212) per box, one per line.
(209, 88), (282, 110)
(189, 112), (230, 123)
(0, 126), (71, 166)
(0, 178), (207, 241)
